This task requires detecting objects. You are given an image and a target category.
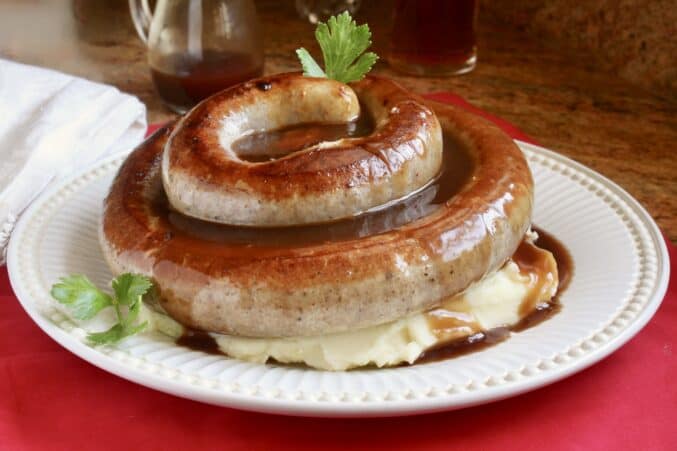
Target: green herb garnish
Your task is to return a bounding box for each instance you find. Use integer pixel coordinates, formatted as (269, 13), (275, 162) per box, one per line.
(296, 11), (378, 83)
(51, 273), (152, 345)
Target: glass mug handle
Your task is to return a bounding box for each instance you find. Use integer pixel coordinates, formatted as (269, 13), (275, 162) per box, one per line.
(129, 0), (153, 43)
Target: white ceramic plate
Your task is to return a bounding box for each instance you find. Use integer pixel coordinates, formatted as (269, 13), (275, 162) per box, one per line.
(7, 141), (670, 417)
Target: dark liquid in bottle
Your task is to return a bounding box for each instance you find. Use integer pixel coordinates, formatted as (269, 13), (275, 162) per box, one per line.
(390, 0), (478, 73)
(151, 50), (263, 112)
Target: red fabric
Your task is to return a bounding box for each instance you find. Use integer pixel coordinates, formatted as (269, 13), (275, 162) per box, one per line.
(145, 122), (163, 137)
(2, 96), (675, 451)
(424, 92), (537, 144)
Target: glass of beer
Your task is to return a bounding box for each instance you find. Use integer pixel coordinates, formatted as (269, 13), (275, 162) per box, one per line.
(388, 0), (479, 76)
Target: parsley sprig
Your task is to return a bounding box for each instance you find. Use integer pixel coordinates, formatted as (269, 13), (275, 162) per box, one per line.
(50, 273), (152, 345)
(296, 11), (378, 83)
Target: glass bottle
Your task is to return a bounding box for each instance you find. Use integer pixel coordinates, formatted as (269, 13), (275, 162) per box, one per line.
(130, 0), (264, 113)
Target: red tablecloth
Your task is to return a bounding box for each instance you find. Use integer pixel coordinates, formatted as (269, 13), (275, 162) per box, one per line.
(2, 94), (675, 451)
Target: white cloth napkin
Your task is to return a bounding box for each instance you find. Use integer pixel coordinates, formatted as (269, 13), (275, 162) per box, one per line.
(0, 58), (147, 263)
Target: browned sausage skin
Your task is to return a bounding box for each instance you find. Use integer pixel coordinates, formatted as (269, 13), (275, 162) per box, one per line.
(162, 74), (443, 226)
(100, 98), (533, 338)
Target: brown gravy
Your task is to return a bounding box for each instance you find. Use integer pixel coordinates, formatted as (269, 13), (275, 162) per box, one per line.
(167, 121), (572, 366)
(176, 227), (573, 364)
(232, 113), (374, 163)
(532, 226), (574, 295)
(162, 129), (474, 247)
(417, 226), (573, 363)
(176, 329), (221, 355)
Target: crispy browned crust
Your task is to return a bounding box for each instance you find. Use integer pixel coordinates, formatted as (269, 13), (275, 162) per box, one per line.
(100, 100), (533, 338)
(161, 74), (443, 225)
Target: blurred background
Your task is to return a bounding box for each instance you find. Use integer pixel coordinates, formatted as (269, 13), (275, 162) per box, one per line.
(1, 0), (674, 115)
(0, 0), (675, 238)
(484, 0), (676, 98)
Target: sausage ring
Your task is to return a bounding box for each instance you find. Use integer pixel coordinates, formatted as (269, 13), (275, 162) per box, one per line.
(100, 98), (533, 338)
(162, 74), (443, 226)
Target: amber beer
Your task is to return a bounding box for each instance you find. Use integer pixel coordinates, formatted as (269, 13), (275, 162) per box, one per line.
(389, 0), (479, 76)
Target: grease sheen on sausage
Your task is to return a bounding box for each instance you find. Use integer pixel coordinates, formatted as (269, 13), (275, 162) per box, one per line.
(100, 100), (533, 338)
(162, 74), (443, 226)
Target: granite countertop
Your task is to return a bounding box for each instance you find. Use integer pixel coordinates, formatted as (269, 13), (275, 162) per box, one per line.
(0, 0), (674, 241)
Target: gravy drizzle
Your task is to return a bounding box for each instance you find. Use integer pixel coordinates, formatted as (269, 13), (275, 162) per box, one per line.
(232, 112), (374, 163)
(162, 129), (474, 247)
(417, 227), (573, 363)
(170, 121), (573, 365)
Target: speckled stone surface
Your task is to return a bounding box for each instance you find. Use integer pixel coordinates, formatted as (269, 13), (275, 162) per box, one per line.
(0, 0), (674, 241)
(482, 0), (677, 100)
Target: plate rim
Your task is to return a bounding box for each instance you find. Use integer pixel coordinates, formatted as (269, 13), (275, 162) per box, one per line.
(6, 140), (670, 417)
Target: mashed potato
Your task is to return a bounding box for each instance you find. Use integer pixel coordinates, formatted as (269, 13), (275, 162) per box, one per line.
(141, 240), (558, 371)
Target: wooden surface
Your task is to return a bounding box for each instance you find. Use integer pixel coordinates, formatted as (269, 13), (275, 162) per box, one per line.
(0, 0), (675, 242)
